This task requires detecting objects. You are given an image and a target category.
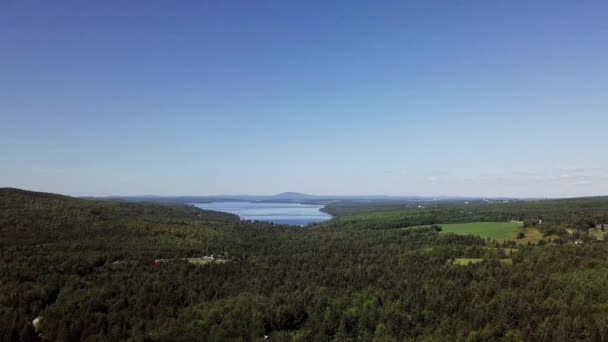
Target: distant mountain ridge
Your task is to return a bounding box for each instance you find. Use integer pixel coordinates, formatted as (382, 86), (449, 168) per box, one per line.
(5, 187), (608, 208)
(272, 192), (317, 199)
(79, 191), (526, 206)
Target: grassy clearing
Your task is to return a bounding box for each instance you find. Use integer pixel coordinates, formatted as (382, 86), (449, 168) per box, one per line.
(589, 229), (607, 241)
(451, 258), (512, 266)
(154, 256), (227, 266)
(515, 228), (544, 244)
(439, 222), (522, 241)
(452, 258), (483, 265)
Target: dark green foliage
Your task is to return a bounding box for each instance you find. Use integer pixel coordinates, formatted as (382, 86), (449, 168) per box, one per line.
(2, 188), (608, 341)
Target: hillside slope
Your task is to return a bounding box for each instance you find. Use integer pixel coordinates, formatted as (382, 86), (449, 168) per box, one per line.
(3, 189), (608, 341)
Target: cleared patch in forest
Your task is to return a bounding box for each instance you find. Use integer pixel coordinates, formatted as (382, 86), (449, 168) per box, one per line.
(589, 228), (607, 241)
(450, 258), (512, 266)
(515, 228), (544, 244)
(439, 222), (522, 241)
(153, 256), (227, 265)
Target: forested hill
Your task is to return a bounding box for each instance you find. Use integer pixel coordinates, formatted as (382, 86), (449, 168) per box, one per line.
(3, 188), (608, 341)
(0, 187), (239, 227)
(0, 188), (291, 340)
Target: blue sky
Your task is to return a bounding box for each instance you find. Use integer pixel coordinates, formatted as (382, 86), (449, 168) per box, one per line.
(1, 1), (607, 197)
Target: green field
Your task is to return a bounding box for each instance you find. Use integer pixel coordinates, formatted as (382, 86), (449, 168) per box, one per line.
(439, 221), (523, 241)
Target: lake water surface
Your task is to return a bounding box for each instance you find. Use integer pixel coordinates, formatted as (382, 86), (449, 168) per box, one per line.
(192, 202), (332, 226)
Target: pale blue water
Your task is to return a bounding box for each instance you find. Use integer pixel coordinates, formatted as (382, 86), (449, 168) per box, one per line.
(192, 202), (332, 226)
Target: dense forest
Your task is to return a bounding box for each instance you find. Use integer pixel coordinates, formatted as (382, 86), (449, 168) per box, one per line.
(2, 188), (608, 341)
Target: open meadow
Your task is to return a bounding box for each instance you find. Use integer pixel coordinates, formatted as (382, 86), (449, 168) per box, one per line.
(439, 221), (523, 241)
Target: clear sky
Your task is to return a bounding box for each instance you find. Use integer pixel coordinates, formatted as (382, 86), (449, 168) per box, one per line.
(1, 1), (607, 197)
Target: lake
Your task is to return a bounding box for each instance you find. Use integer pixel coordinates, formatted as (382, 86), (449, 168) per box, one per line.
(192, 202), (332, 226)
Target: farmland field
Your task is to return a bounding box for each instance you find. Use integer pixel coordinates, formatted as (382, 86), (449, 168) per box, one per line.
(439, 221), (523, 241)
